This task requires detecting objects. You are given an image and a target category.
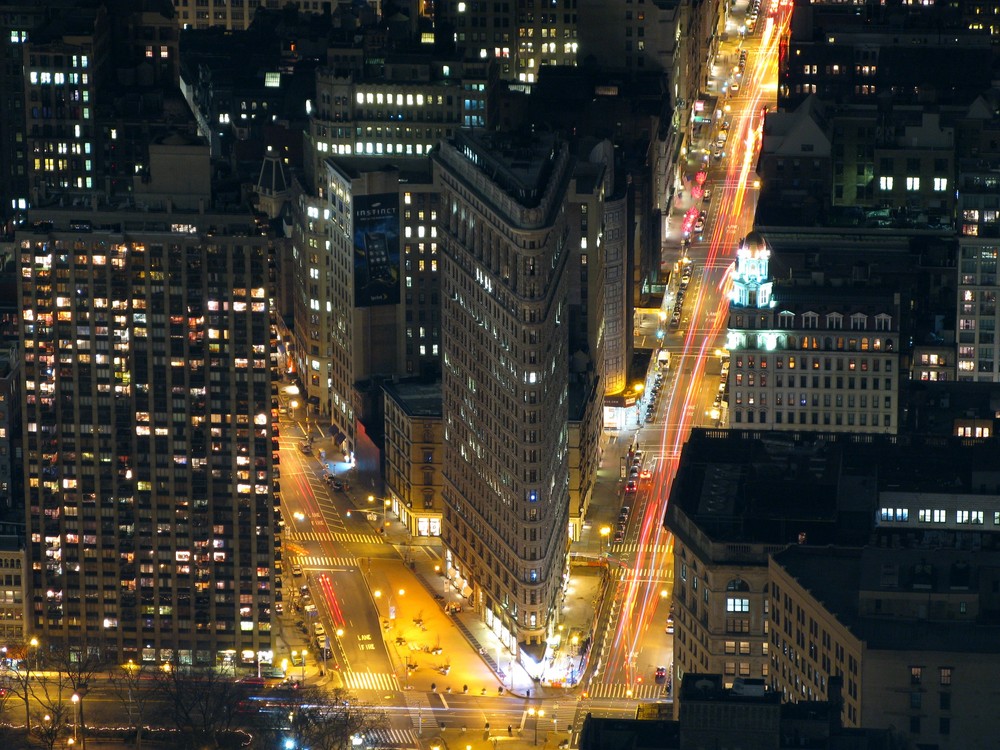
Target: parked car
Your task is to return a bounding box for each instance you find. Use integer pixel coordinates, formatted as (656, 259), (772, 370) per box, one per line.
(625, 480), (638, 493)
(655, 666), (668, 683)
(291, 563), (302, 577)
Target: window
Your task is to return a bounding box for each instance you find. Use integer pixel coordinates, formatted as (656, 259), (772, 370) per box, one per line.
(906, 177), (920, 191)
(727, 597), (750, 613)
(910, 666), (922, 685)
(939, 718), (950, 735)
(879, 176), (893, 191)
(939, 667), (952, 685)
(933, 177), (947, 192)
(909, 692), (922, 709)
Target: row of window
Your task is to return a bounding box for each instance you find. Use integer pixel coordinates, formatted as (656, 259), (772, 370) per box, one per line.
(733, 410), (892, 427)
(880, 508), (1000, 525)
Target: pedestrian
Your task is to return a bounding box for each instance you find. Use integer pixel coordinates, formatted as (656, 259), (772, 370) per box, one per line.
(508, 725), (513, 737)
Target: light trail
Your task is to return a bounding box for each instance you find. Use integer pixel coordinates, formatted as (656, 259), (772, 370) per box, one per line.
(595, 0), (795, 691)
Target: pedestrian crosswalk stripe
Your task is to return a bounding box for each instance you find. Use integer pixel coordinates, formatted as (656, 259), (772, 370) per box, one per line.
(296, 556), (357, 568)
(585, 682), (667, 701)
(284, 531), (384, 544)
(342, 671), (401, 691)
(332, 532), (383, 544)
(609, 542), (671, 555)
(364, 727), (418, 748)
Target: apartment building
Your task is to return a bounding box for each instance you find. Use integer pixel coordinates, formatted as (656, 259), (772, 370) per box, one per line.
(21, 4), (111, 205)
(956, 164), (1000, 381)
(305, 56), (495, 186)
(771, 543), (1000, 748)
(433, 130), (572, 657)
(18, 211), (279, 670)
(726, 233), (902, 433)
(665, 429), (853, 695)
(382, 379), (443, 538)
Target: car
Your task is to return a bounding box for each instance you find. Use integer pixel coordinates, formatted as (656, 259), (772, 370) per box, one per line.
(641, 469), (652, 479)
(655, 666), (668, 683)
(292, 511), (305, 521)
(299, 442), (312, 455)
(666, 615), (675, 634)
(262, 666), (286, 680)
(237, 676), (268, 687)
(291, 563), (302, 577)
(613, 528), (625, 542)
(628, 466), (639, 478)
(625, 480), (638, 493)
(278, 406), (288, 416)
(713, 147), (724, 160)
(702, 188), (712, 203)
(313, 622), (326, 638)
(694, 219), (705, 233)
(275, 601), (284, 615)
(730, 81), (740, 93)
(620, 505), (631, 518)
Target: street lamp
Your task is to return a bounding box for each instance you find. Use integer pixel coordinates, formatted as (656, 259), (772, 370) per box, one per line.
(527, 707), (545, 746)
(29, 636), (39, 672)
(600, 525), (611, 550)
(300, 649), (308, 682)
(71, 693), (80, 744)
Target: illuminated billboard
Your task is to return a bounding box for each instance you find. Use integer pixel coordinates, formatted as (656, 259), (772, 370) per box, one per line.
(353, 193), (401, 307)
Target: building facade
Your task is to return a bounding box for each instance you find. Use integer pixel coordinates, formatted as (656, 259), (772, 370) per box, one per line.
(382, 380), (443, 539)
(434, 131), (572, 655)
(771, 543), (1000, 748)
(18, 212), (278, 669)
(725, 233), (901, 433)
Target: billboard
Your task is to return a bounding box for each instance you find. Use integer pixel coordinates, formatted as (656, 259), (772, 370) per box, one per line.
(353, 193), (401, 307)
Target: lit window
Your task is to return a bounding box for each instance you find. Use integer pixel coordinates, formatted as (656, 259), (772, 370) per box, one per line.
(879, 176), (893, 191)
(906, 177), (920, 191)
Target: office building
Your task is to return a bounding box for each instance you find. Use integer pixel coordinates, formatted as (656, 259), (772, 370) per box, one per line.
(18, 211), (279, 670)
(434, 130), (572, 656)
(725, 232), (902, 433)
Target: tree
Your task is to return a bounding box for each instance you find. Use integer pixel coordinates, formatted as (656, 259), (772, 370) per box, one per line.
(290, 689), (389, 750)
(4, 638), (41, 737)
(27, 671), (74, 750)
(153, 663), (247, 749)
(43, 638), (110, 748)
(29, 704), (71, 750)
(106, 660), (164, 750)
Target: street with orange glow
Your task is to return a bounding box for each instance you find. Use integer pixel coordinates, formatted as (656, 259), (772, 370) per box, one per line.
(591, 0), (793, 700)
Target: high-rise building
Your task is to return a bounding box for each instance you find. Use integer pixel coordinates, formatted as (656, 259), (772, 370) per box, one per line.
(434, 130), (572, 656)
(18, 212), (279, 670)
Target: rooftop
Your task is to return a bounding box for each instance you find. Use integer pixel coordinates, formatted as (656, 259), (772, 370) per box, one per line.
(383, 379), (442, 419)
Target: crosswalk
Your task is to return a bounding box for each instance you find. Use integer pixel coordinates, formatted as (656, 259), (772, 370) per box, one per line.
(295, 555), (357, 569)
(546, 701), (579, 734)
(402, 691), (439, 736)
(284, 531), (383, 544)
(364, 727), (419, 748)
(341, 671), (401, 691)
(609, 542), (672, 555)
(585, 682), (667, 701)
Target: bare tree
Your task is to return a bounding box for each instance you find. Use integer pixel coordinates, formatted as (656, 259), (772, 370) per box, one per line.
(289, 688), (389, 750)
(28, 672), (75, 750)
(153, 663), (247, 749)
(43, 638), (109, 748)
(245, 686), (388, 750)
(4, 638), (42, 736)
(106, 660), (164, 750)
